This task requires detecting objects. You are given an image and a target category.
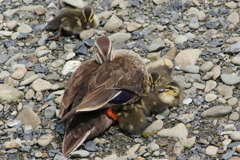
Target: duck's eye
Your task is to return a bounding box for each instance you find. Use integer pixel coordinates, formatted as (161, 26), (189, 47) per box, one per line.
(167, 87), (174, 90)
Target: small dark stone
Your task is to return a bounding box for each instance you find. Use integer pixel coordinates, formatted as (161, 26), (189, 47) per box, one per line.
(49, 150), (60, 157)
(129, 0), (140, 7)
(47, 94), (55, 100)
(3, 40), (16, 47)
(16, 128), (24, 135)
(139, 28), (151, 36)
(84, 39), (95, 47)
(200, 51), (210, 56)
(222, 150), (235, 160)
(33, 24), (46, 32)
(0, 54), (10, 64)
(160, 18), (170, 25)
(114, 43), (128, 50)
(227, 142), (240, 149)
(193, 97), (204, 106)
(205, 21), (220, 29)
(177, 43), (185, 50)
(209, 11), (219, 17)
(236, 124), (240, 131)
(17, 33), (29, 39)
(75, 45), (88, 55)
(21, 146), (31, 152)
(84, 141), (98, 152)
(34, 63), (49, 73)
(56, 123), (65, 135)
(218, 6), (229, 15)
(170, 1), (182, 11)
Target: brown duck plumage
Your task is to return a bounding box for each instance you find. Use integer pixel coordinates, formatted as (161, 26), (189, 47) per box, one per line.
(60, 37), (148, 156)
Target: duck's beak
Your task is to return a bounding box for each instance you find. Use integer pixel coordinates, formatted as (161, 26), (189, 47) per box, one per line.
(158, 88), (166, 92)
(85, 22), (91, 30)
(150, 84), (155, 93)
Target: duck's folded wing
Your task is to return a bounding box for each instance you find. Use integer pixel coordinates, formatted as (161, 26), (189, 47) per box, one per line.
(60, 60), (99, 118)
(62, 110), (113, 157)
(75, 58), (146, 112)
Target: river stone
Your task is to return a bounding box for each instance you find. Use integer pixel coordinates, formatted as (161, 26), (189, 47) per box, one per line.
(201, 106), (232, 118)
(16, 109), (41, 127)
(221, 74), (240, 85)
(157, 123), (188, 140)
(174, 49), (201, 67)
(103, 15), (122, 32)
(0, 84), (24, 103)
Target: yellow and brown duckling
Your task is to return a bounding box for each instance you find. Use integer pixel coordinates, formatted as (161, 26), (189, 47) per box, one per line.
(60, 37), (148, 156)
(45, 6), (99, 40)
(116, 59), (183, 135)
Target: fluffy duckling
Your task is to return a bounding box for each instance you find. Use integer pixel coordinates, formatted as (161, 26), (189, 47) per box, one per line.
(45, 6), (99, 40)
(116, 59), (175, 135)
(117, 104), (148, 136)
(60, 37), (148, 156)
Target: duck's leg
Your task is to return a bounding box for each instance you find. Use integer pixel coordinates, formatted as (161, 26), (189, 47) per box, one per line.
(46, 25), (63, 41)
(106, 108), (118, 121)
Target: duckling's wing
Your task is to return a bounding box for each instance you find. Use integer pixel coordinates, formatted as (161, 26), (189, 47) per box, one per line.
(60, 60), (100, 118)
(76, 50), (148, 112)
(62, 110), (113, 157)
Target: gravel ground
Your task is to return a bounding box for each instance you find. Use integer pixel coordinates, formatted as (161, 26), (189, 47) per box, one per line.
(1, 0), (240, 159)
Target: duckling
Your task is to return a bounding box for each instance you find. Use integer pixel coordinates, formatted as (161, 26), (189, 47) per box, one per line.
(60, 37), (148, 156)
(45, 6), (99, 40)
(116, 59), (174, 135)
(116, 60), (183, 135)
(142, 59), (184, 115)
(147, 59), (173, 92)
(157, 81), (183, 107)
(117, 104), (148, 136)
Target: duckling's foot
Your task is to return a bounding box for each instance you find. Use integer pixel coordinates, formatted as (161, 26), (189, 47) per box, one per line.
(46, 25), (63, 41)
(106, 108), (118, 121)
(46, 32), (61, 41)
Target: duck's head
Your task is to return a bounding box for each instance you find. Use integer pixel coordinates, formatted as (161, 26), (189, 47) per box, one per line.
(148, 72), (161, 92)
(82, 6), (95, 29)
(92, 37), (115, 64)
(158, 81), (180, 97)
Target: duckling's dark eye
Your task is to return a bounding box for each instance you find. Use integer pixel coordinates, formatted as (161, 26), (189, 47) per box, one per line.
(167, 87), (174, 90)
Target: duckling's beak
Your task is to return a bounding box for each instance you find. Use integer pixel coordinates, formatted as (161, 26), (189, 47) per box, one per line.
(150, 84), (155, 93)
(85, 22), (91, 30)
(158, 88), (166, 92)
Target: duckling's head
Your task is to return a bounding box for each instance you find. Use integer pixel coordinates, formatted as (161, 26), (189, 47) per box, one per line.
(82, 6), (95, 29)
(92, 37), (115, 64)
(158, 81), (180, 97)
(148, 72), (161, 92)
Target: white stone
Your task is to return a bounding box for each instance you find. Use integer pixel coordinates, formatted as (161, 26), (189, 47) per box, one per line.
(227, 12), (239, 24)
(17, 24), (32, 33)
(103, 15), (122, 32)
(108, 33), (131, 43)
(230, 131), (240, 141)
(205, 146), (218, 156)
(37, 134), (54, 147)
(31, 78), (52, 92)
(62, 61), (81, 75)
(157, 123), (188, 140)
(174, 35), (188, 44)
(174, 49), (201, 67)
(205, 93), (217, 102)
(221, 74), (240, 85)
(62, 0), (84, 8)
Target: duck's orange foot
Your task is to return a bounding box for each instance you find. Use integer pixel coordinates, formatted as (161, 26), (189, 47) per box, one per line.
(106, 108), (118, 121)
